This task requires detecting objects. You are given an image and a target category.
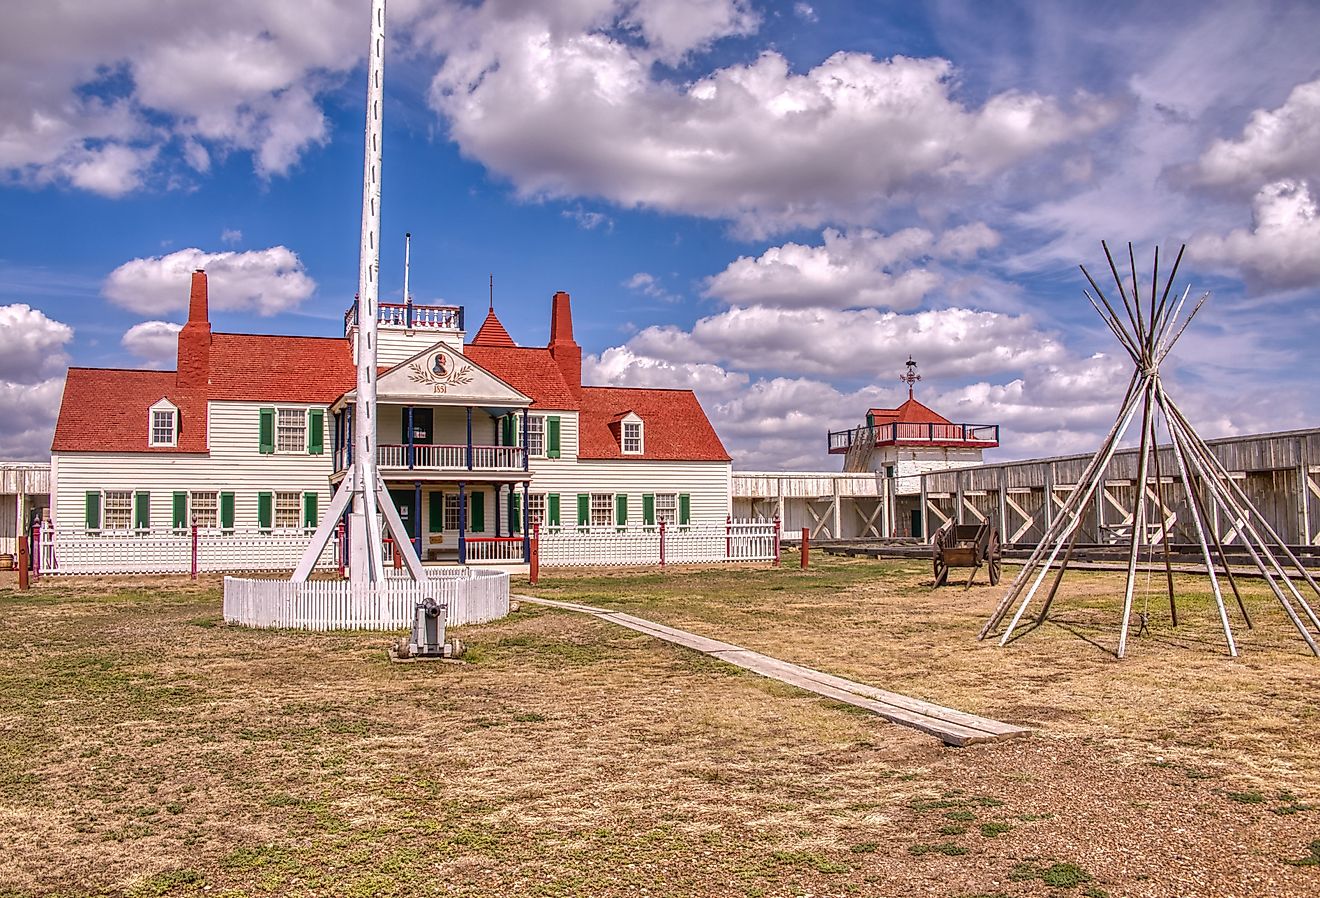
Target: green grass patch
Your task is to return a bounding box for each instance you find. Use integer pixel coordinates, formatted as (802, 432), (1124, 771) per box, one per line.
(978, 821), (1014, 838)
(1226, 790), (1265, 804)
(909, 842), (969, 857)
(770, 850), (850, 874)
(1283, 838), (1320, 867)
(127, 869), (205, 896)
(1011, 861), (1094, 888)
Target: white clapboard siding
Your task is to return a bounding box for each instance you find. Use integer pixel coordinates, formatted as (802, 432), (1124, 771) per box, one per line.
(222, 568), (509, 630)
(537, 521), (775, 567)
(52, 400), (335, 541)
(374, 329), (464, 367)
(504, 458), (732, 533)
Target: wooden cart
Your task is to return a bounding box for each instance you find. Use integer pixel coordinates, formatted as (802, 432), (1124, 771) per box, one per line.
(932, 521), (1002, 588)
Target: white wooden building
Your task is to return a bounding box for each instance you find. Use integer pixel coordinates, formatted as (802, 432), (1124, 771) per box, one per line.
(49, 271), (732, 571)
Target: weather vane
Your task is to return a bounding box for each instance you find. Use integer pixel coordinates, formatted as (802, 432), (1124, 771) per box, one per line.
(900, 355), (921, 398)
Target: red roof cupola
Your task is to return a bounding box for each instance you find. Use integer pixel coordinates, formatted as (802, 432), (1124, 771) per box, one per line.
(176, 269), (211, 391)
(471, 308), (516, 347)
(547, 290), (582, 396)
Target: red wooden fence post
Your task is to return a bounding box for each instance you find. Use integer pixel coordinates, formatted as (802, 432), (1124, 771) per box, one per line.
(725, 515), (732, 559)
(17, 529), (29, 591)
(800, 527), (810, 569)
(336, 521), (346, 578)
(389, 537), (402, 572)
(191, 523), (199, 580)
(659, 520), (667, 569)
(530, 522), (540, 586)
(772, 515), (780, 567)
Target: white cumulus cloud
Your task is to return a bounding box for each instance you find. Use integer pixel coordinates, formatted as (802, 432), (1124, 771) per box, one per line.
(1190, 77), (1320, 193)
(121, 321), (183, 367)
(423, 4), (1116, 235)
(705, 225), (999, 310)
(0, 304), (74, 459)
(1196, 180), (1320, 290)
(103, 246), (316, 316)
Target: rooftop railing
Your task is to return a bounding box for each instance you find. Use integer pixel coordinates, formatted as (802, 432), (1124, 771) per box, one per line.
(344, 300), (464, 335)
(827, 422), (1000, 454)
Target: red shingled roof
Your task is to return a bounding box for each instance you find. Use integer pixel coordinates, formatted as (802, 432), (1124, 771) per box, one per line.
(208, 333), (354, 402)
(470, 309), (516, 347)
(867, 397), (951, 426)
(53, 369), (208, 454)
(463, 344), (580, 410)
(578, 386), (730, 462)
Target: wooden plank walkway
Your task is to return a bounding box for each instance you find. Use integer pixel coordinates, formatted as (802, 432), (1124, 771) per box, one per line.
(516, 595), (1029, 747)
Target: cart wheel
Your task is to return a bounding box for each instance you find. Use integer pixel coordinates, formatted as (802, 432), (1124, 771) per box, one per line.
(933, 555), (949, 587)
(988, 531), (1002, 586)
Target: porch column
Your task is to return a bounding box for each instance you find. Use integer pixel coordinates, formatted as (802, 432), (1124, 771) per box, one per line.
(406, 406), (415, 468)
(466, 406), (473, 470)
(522, 409), (530, 471)
(458, 481), (467, 565)
(494, 484), (502, 537)
(413, 481), (422, 559)
(521, 481), (530, 561)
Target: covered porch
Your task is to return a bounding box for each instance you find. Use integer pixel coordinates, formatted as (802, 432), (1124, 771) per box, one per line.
(381, 476), (535, 566)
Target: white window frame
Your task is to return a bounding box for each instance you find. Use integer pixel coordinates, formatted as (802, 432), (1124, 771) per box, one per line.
(444, 493), (463, 532)
(276, 408), (307, 454)
(589, 493), (614, 529)
(148, 399), (178, 447)
(190, 491), (219, 529)
(103, 490), (134, 533)
(620, 413), (643, 454)
(525, 493), (546, 530)
(654, 492), (678, 526)
(274, 491), (302, 530)
(525, 415), (545, 458)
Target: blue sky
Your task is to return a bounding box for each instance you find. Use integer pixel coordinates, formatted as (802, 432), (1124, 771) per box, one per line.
(2, 0), (1319, 467)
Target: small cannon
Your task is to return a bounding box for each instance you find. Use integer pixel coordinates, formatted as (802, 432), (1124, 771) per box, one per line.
(932, 521), (1002, 588)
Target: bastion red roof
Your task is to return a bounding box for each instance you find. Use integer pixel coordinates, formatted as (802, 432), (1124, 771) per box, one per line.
(867, 397), (952, 426)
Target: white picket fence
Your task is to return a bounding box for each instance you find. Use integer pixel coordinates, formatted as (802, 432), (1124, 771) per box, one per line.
(537, 520), (777, 567)
(223, 567), (509, 630)
(38, 527), (337, 575)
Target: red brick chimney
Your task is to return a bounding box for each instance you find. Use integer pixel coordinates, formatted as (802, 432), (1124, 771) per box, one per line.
(176, 269), (211, 391)
(548, 290), (581, 395)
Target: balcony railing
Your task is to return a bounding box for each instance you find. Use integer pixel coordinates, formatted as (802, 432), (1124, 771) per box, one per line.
(375, 443), (525, 472)
(344, 300), (464, 335)
(827, 422), (1000, 453)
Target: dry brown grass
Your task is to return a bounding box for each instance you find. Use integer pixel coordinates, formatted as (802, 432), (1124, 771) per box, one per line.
(0, 556), (1317, 898)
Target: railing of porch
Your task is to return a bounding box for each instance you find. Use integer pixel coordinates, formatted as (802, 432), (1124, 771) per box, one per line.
(465, 537), (525, 563)
(376, 444), (524, 471)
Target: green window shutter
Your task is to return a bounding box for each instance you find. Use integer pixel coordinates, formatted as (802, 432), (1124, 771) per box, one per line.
(308, 408), (325, 455)
(258, 408), (275, 454)
(679, 493), (691, 526)
(616, 494), (627, 528)
(257, 492), (273, 531)
(429, 492), (443, 531)
(303, 493), (318, 529)
(547, 416), (561, 458)
(85, 492), (100, 530)
(470, 492), (485, 533)
(643, 494), (655, 526)
(172, 492), (187, 529)
(220, 492), (235, 531)
(577, 493), (590, 527)
(547, 493), (560, 527)
(134, 491), (150, 530)
(501, 415), (514, 447)
(510, 494), (521, 532)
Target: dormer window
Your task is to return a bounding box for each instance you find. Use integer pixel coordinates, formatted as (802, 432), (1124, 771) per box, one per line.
(622, 415), (643, 454)
(149, 399), (178, 447)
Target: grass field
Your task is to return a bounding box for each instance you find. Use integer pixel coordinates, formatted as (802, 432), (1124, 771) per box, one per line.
(2, 555), (1318, 897)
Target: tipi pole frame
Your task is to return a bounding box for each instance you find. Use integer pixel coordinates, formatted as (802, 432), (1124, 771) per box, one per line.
(1157, 391), (1236, 655)
(1147, 411), (1178, 625)
(980, 371), (1142, 637)
(1164, 404), (1320, 640)
(1117, 379), (1158, 659)
(994, 383), (1147, 644)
